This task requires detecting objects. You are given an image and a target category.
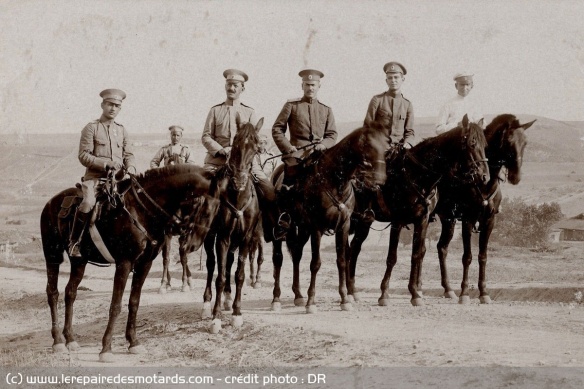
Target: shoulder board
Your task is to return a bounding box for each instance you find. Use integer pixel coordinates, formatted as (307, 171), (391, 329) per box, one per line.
(317, 101), (330, 108)
(401, 95), (411, 103)
(240, 103), (254, 110)
(89, 119), (99, 124)
(287, 98), (302, 103)
(181, 144), (190, 149)
(113, 121), (124, 127)
(211, 102), (224, 108)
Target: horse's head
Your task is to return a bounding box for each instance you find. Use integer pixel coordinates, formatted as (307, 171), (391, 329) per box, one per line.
(460, 114), (490, 185)
(227, 114), (264, 191)
(354, 125), (389, 189)
(486, 114), (535, 185)
(179, 192), (221, 253)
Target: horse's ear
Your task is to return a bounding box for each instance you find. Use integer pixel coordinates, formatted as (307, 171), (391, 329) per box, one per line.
(255, 117), (264, 133)
(477, 118), (484, 129)
(462, 114), (469, 128)
(235, 112), (242, 128)
(521, 119), (536, 131)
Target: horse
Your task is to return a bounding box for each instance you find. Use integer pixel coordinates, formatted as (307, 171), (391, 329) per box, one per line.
(248, 219), (265, 288)
(41, 164), (220, 362)
(270, 125), (388, 313)
(349, 114), (490, 306)
(432, 114), (535, 303)
(195, 115), (264, 333)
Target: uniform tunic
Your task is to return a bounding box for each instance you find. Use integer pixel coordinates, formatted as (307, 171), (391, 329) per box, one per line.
(150, 144), (191, 168)
(435, 94), (483, 134)
(364, 91), (414, 145)
(271, 96), (337, 162)
(78, 120), (135, 181)
(201, 100), (257, 167)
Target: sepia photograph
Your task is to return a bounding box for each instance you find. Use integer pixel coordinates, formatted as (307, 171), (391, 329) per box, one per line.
(1, 1), (583, 387)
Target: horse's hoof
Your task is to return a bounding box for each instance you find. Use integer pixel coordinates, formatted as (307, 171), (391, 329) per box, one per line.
(411, 298), (424, 307)
(306, 305), (318, 314)
(444, 291), (457, 299)
(340, 303), (353, 311)
(166, 285), (172, 291)
(66, 341), (80, 352)
(129, 345), (147, 354)
(201, 302), (212, 319)
(158, 286), (167, 294)
(231, 315), (244, 328)
(294, 298), (305, 307)
(99, 352), (115, 363)
(210, 319), (222, 334)
(346, 295), (355, 304)
(253, 282), (262, 289)
(181, 285), (189, 293)
(378, 298), (390, 306)
(271, 302), (281, 312)
(480, 295), (492, 304)
(352, 292), (362, 302)
(52, 343), (68, 353)
(417, 291), (424, 298)
(459, 295), (471, 305)
(223, 300), (233, 311)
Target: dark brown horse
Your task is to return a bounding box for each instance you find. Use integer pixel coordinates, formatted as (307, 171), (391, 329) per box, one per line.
(197, 116), (263, 333)
(433, 114), (535, 303)
(349, 115), (490, 306)
(41, 164), (220, 362)
(270, 125), (388, 313)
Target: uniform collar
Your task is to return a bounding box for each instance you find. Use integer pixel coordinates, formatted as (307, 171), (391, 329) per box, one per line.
(224, 99), (241, 107)
(385, 90), (402, 98)
(301, 96), (318, 104)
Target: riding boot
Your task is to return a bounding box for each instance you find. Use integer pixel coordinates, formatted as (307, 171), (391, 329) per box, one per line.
(68, 209), (90, 258)
(276, 184), (295, 230)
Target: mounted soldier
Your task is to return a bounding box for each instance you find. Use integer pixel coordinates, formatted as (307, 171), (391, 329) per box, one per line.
(150, 125), (193, 168)
(68, 89), (136, 258)
(271, 69), (338, 228)
(201, 69), (283, 241)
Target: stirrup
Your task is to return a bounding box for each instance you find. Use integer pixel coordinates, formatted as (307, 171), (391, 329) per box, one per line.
(277, 213), (291, 229)
(273, 227), (287, 241)
(362, 209), (375, 223)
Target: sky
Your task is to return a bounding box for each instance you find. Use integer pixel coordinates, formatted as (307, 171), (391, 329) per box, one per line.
(1, 0), (584, 135)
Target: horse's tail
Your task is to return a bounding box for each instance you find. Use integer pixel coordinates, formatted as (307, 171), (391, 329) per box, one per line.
(40, 196), (66, 266)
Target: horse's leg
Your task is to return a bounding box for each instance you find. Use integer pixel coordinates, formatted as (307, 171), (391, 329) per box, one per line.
(201, 234), (215, 319)
(348, 220), (371, 302)
(477, 214), (495, 304)
(379, 226), (401, 306)
(159, 234), (172, 294)
(179, 241), (192, 292)
(271, 240), (284, 311)
(290, 231), (310, 306)
(249, 242), (257, 287)
(254, 239), (264, 288)
(335, 223), (353, 311)
(459, 220), (474, 304)
(62, 259), (87, 351)
(408, 219), (429, 306)
(437, 218), (457, 299)
(210, 236), (229, 334)
(125, 259), (153, 354)
(231, 246), (248, 328)
(223, 251), (235, 311)
(46, 261), (67, 352)
(99, 260), (133, 362)
(306, 231), (323, 314)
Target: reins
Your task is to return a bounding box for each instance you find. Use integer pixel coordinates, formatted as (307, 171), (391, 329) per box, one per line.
(260, 141), (322, 170)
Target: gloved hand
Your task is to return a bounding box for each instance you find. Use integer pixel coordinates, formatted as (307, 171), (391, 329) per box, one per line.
(402, 142), (412, 149)
(217, 147), (232, 157)
(313, 143), (326, 152)
(286, 146), (297, 154)
(105, 160), (122, 170)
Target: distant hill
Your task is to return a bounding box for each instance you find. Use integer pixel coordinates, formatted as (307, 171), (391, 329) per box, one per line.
(336, 115), (584, 163)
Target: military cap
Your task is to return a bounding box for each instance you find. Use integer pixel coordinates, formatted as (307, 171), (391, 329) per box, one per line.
(453, 72), (474, 83)
(383, 62), (407, 75)
(223, 69), (248, 83)
(169, 125), (184, 133)
(299, 69), (324, 82)
(100, 89), (126, 104)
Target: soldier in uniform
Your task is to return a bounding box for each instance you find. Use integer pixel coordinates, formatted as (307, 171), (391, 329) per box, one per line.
(201, 69), (283, 241)
(150, 125), (192, 168)
(271, 69), (338, 227)
(69, 88), (136, 257)
(364, 61), (414, 148)
(435, 71), (483, 135)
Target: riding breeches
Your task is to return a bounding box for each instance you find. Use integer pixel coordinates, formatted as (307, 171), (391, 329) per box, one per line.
(79, 178), (100, 213)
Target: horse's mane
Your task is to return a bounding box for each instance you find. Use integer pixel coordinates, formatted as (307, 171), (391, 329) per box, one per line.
(139, 164), (207, 183)
(486, 114), (519, 133)
(416, 120), (487, 151)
